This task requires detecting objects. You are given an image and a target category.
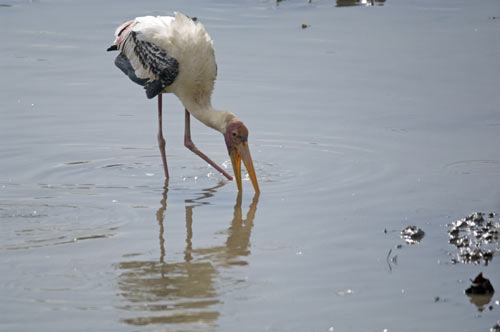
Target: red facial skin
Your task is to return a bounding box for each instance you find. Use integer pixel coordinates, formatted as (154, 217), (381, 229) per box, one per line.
(224, 118), (259, 193)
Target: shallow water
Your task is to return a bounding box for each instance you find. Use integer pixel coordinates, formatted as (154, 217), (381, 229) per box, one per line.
(1, 0), (500, 331)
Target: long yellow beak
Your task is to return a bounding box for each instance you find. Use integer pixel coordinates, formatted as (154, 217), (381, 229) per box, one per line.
(230, 142), (260, 193)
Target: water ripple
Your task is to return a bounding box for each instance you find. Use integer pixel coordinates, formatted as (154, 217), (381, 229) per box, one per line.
(251, 133), (395, 196)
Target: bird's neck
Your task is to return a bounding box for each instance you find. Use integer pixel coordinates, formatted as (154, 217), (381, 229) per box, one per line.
(180, 98), (235, 134)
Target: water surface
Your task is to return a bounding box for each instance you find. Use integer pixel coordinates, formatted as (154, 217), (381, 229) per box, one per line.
(1, 0), (500, 331)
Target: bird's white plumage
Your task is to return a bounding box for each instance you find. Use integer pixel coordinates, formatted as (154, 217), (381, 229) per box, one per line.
(117, 16), (175, 82)
(114, 13), (233, 133)
(110, 13), (260, 192)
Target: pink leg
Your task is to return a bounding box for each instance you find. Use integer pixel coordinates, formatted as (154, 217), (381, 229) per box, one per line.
(157, 94), (169, 178)
(184, 109), (233, 180)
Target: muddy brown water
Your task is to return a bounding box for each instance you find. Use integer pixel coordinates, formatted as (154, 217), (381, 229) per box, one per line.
(1, 0), (500, 331)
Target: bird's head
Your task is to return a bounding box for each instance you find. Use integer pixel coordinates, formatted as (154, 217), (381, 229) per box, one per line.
(224, 118), (259, 193)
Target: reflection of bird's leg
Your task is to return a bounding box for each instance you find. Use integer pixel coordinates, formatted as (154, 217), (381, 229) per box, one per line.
(233, 192), (243, 220)
(156, 179), (169, 264)
(183, 109), (233, 180)
(246, 193), (260, 221)
(185, 182), (227, 205)
(182, 182), (227, 263)
(184, 205), (193, 263)
(157, 94), (169, 178)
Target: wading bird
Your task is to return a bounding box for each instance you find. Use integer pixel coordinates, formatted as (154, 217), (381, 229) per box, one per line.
(107, 12), (259, 192)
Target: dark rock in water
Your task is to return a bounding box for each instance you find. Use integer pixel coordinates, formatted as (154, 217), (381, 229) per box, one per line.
(465, 273), (495, 311)
(491, 322), (500, 332)
(447, 212), (499, 265)
(466, 212), (484, 224)
(465, 273), (494, 295)
(400, 225), (425, 244)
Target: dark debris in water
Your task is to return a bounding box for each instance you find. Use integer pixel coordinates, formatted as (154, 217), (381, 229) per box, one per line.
(336, 0), (386, 7)
(400, 225), (425, 244)
(73, 234), (110, 242)
(465, 273), (495, 311)
(102, 163), (124, 168)
(465, 272), (495, 295)
(448, 212), (499, 265)
(64, 161), (90, 165)
(386, 248), (398, 272)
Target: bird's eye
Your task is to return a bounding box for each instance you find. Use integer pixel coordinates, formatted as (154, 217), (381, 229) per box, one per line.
(232, 132), (237, 137)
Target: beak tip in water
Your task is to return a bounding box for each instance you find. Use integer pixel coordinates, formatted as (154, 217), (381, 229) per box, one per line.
(230, 142), (259, 193)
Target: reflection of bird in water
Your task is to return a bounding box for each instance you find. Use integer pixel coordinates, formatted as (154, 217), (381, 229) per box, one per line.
(184, 186), (259, 266)
(107, 12), (259, 192)
(116, 182), (259, 328)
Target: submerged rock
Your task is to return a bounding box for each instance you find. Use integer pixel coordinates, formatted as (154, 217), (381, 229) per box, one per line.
(400, 225), (425, 244)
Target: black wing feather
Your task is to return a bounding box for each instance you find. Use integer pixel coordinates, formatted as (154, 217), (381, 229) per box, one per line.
(112, 31), (179, 99)
(114, 53), (148, 86)
(130, 32), (179, 99)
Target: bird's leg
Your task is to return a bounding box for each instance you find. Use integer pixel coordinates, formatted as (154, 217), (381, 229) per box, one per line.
(184, 109), (233, 180)
(157, 94), (169, 178)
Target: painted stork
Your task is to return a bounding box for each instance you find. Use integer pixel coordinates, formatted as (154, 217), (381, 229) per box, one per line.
(107, 12), (259, 192)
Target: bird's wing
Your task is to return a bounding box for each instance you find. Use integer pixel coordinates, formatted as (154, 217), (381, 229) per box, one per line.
(128, 31), (179, 98)
(114, 53), (148, 86)
(117, 17), (179, 99)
